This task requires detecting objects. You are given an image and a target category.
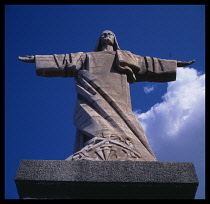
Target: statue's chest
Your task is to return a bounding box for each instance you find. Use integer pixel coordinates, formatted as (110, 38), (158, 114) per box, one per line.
(83, 52), (131, 108)
(85, 52), (117, 76)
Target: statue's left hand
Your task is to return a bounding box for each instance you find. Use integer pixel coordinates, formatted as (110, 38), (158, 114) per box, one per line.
(18, 55), (35, 63)
(177, 59), (196, 67)
(187, 60), (196, 65)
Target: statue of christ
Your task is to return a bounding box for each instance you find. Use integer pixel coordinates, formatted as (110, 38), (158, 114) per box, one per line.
(19, 30), (195, 161)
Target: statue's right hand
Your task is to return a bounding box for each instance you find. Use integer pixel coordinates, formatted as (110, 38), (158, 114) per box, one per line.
(18, 55), (35, 63)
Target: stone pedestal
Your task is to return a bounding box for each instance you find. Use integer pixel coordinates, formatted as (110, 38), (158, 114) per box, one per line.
(15, 160), (198, 199)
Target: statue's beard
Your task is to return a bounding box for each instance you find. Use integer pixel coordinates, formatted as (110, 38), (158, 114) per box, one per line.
(102, 38), (114, 45)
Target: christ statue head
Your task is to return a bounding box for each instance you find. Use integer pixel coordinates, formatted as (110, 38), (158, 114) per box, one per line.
(94, 30), (120, 52)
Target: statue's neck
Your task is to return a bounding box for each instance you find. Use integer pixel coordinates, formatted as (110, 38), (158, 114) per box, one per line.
(101, 44), (114, 52)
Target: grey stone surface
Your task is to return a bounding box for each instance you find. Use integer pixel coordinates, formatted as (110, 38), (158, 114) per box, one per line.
(15, 160), (199, 199)
(18, 30), (196, 161)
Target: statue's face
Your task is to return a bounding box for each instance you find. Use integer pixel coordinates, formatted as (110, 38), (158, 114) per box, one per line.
(100, 30), (115, 46)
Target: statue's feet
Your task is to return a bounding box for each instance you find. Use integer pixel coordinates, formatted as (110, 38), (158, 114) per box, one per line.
(65, 134), (156, 161)
(18, 56), (35, 63)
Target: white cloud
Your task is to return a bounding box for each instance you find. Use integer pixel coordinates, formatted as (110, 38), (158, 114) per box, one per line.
(134, 67), (205, 198)
(143, 85), (155, 94)
(135, 67), (205, 140)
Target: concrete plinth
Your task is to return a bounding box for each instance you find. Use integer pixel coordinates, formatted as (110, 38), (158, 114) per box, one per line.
(15, 160), (198, 199)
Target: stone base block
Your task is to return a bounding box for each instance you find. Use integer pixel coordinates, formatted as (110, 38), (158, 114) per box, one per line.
(15, 160), (198, 199)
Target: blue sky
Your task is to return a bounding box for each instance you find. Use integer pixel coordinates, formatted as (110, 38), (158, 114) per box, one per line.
(5, 5), (205, 199)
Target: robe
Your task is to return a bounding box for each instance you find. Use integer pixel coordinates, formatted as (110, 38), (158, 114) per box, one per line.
(35, 50), (177, 161)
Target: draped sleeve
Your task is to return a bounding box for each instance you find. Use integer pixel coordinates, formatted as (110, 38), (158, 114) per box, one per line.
(35, 52), (85, 77)
(116, 50), (177, 83)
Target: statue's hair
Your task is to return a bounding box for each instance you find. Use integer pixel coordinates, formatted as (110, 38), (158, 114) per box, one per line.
(94, 30), (120, 52)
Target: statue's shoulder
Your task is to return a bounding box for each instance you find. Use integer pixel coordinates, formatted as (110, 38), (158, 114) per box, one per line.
(86, 51), (116, 55)
(70, 52), (84, 55)
(116, 50), (142, 61)
(117, 50), (141, 56)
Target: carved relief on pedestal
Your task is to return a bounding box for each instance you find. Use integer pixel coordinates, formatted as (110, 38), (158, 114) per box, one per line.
(67, 134), (142, 161)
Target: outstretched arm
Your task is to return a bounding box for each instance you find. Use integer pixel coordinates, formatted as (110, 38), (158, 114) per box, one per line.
(18, 53), (85, 78)
(18, 55), (69, 77)
(18, 56), (35, 63)
(177, 60), (195, 67)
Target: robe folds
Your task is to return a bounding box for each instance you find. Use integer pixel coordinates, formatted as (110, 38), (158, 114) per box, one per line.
(35, 50), (177, 161)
